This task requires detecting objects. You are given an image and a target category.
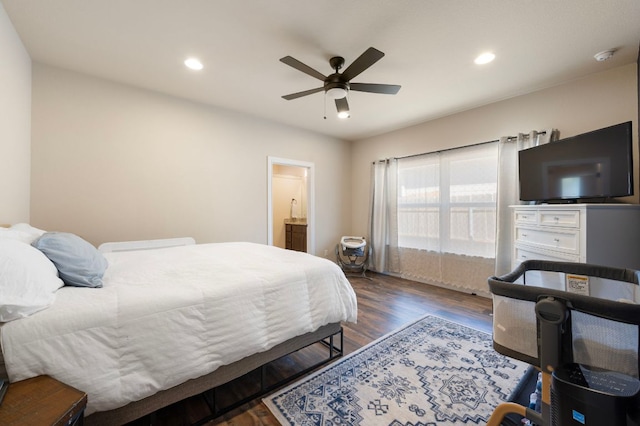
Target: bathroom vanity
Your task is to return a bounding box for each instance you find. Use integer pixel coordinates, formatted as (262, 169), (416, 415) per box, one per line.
(284, 219), (307, 252)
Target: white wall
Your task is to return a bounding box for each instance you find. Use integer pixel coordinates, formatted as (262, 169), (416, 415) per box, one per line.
(350, 64), (639, 238)
(0, 3), (31, 224)
(30, 64), (352, 254)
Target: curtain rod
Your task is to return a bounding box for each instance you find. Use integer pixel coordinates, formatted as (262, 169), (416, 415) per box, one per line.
(372, 130), (547, 163)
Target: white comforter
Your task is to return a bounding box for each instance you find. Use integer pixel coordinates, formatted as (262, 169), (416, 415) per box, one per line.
(0, 242), (357, 415)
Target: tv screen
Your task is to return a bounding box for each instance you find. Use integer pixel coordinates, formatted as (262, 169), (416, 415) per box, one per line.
(519, 121), (633, 202)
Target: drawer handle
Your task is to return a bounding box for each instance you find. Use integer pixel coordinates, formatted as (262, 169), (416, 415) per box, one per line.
(554, 238), (560, 242)
(521, 233), (528, 237)
(554, 217), (560, 221)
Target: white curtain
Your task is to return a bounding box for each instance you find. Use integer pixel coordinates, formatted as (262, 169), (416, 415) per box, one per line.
(369, 159), (399, 273)
(494, 129), (555, 276)
(395, 143), (499, 295)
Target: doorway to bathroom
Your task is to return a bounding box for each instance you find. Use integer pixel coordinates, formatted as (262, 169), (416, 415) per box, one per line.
(267, 157), (315, 254)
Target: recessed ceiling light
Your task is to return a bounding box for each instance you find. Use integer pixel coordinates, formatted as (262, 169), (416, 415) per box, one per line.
(337, 111), (350, 119)
(474, 52), (495, 65)
(184, 58), (203, 70)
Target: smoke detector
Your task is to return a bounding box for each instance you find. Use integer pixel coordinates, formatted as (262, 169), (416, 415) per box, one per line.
(594, 49), (615, 62)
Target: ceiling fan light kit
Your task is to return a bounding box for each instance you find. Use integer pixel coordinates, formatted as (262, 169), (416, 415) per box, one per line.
(280, 47), (401, 118)
(325, 83), (349, 100)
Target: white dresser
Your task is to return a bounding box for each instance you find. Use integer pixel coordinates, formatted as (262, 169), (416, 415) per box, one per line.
(511, 204), (640, 271)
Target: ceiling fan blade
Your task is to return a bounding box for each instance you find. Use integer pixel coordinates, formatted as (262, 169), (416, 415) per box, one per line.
(282, 87), (324, 100)
(335, 97), (349, 116)
(350, 83), (401, 95)
(280, 56), (326, 81)
(341, 47), (385, 81)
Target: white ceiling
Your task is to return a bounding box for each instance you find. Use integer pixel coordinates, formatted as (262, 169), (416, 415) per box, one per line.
(3, 0), (639, 141)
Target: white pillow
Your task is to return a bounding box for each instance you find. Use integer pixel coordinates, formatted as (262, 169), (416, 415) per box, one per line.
(0, 227), (34, 244)
(0, 239), (64, 322)
(11, 223), (46, 243)
(0, 223), (46, 245)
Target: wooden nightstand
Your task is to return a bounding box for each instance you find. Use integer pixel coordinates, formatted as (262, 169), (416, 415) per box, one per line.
(0, 376), (87, 425)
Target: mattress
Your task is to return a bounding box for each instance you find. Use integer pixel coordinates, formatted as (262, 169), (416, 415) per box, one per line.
(0, 242), (358, 415)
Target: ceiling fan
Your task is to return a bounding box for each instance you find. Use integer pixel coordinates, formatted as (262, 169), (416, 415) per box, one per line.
(280, 47), (401, 118)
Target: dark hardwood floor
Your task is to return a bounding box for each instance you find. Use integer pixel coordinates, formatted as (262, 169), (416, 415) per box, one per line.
(133, 272), (494, 426)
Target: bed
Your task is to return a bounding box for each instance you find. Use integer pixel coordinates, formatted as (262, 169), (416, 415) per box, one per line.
(0, 227), (358, 425)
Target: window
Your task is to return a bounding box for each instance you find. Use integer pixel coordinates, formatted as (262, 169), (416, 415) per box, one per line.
(397, 142), (498, 258)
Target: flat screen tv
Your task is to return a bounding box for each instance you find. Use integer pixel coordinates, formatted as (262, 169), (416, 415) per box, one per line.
(518, 121), (633, 203)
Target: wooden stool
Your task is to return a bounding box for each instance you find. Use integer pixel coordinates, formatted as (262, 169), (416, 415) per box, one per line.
(0, 376), (87, 425)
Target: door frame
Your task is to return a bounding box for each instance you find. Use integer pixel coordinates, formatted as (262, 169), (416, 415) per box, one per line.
(267, 156), (315, 254)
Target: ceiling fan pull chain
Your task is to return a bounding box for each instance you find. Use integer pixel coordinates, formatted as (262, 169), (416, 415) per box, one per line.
(323, 92), (327, 120)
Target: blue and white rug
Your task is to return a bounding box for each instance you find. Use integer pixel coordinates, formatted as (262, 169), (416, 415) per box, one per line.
(264, 314), (529, 425)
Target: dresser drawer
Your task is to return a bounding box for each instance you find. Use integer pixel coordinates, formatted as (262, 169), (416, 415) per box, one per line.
(515, 226), (580, 254)
(538, 210), (580, 228)
(510, 204), (640, 272)
(514, 245), (580, 264)
(514, 209), (537, 225)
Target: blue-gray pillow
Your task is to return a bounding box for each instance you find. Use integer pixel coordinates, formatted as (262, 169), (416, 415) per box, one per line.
(32, 232), (108, 288)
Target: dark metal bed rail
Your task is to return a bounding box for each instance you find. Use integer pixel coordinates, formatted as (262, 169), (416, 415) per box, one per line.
(190, 328), (344, 425)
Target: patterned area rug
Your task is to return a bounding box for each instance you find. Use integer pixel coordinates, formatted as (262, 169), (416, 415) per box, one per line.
(264, 314), (529, 425)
